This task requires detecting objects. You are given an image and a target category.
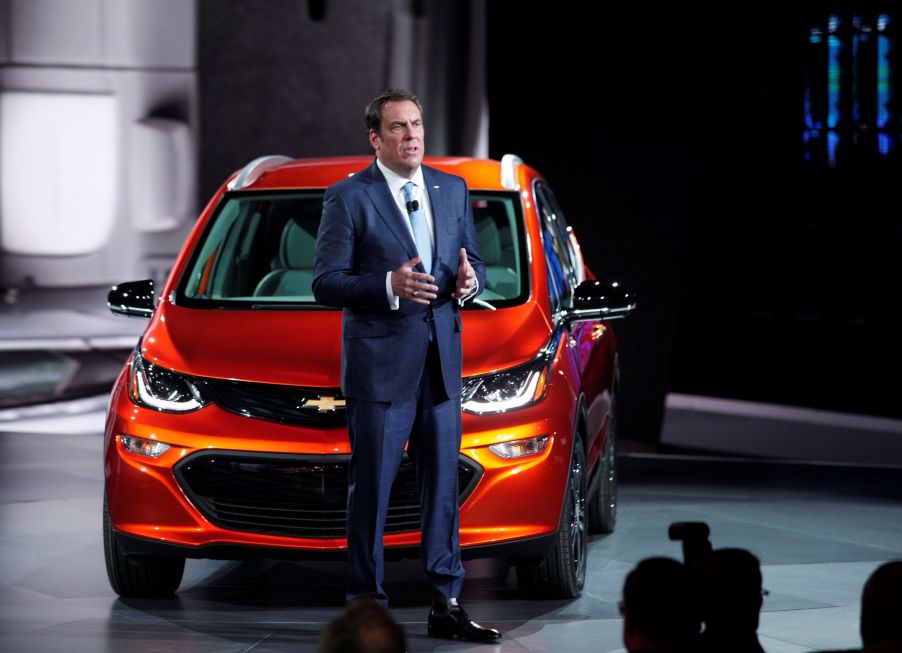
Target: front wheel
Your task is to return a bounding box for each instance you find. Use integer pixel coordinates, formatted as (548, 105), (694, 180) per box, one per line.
(515, 432), (588, 599)
(103, 494), (185, 597)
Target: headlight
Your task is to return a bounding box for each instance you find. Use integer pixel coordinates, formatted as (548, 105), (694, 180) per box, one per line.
(129, 351), (208, 413)
(489, 435), (550, 459)
(461, 354), (551, 414)
(119, 434), (171, 458)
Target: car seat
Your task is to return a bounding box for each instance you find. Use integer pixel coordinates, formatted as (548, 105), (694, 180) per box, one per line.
(252, 220), (317, 298)
(476, 218), (518, 298)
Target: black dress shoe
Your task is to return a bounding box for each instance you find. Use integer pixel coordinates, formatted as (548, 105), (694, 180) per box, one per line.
(427, 596), (502, 643)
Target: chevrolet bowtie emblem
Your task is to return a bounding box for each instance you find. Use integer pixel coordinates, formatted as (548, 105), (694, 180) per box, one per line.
(305, 395), (346, 412)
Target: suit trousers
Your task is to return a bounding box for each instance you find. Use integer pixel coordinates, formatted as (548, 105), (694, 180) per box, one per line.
(345, 342), (465, 604)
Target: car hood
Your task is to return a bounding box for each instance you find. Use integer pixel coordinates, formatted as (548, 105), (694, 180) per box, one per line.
(140, 301), (552, 387)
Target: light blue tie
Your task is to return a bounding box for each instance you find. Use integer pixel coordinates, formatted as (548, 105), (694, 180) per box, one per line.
(402, 181), (432, 273)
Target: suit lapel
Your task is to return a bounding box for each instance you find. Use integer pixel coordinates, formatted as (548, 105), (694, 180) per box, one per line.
(362, 161), (420, 265)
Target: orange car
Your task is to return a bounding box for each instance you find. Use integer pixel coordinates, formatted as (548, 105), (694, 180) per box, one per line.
(103, 154), (636, 599)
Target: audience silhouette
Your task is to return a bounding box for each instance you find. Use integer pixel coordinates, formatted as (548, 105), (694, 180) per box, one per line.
(621, 556), (701, 653)
(319, 598), (407, 653)
(696, 547), (766, 653)
(813, 560), (902, 653)
(859, 561), (902, 653)
(318, 528), (899, 653)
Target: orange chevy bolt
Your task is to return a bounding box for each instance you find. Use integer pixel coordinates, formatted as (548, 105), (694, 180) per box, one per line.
(103, 154), (636, 599)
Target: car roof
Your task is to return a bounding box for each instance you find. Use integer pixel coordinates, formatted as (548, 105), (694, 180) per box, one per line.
(227, 155), (535, 192)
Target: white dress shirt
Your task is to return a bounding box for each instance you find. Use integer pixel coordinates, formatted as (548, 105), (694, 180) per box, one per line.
(376, 159), (477, 309)
(378, 159), (434, 310)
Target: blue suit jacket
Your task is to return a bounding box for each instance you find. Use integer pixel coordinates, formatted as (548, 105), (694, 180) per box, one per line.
(312, 160), (485, 402)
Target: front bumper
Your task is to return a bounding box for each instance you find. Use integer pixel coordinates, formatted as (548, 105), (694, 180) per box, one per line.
(104, 369), (575, 559)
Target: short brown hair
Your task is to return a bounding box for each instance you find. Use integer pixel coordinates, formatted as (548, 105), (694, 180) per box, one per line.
(365, 89), (422, 133)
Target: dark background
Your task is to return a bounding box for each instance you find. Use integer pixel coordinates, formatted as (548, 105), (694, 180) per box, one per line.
(199, 0), (902, 443)
(488, 0), (902, 441)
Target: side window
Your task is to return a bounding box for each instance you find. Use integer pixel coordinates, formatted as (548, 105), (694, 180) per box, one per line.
(536, 188), (571, 310)
(545, 187), (585, 284)
(536, 184), (582, 308)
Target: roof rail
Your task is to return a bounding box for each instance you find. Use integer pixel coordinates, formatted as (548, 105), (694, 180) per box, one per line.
(500, 153), (524, 190)
(228, 155), (293, 190)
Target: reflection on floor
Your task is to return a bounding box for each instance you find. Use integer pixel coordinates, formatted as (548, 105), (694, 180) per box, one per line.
(0, 287), (141, 407)
(1, 408), (901, 652)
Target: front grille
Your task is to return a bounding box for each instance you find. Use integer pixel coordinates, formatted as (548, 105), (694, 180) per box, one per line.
(202, 378), (346, 427)
(174, 451), (482, 538)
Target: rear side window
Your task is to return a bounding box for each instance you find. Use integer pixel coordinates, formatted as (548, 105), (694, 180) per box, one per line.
(535, 185), (572, 308)
(535, 183), (585, 312)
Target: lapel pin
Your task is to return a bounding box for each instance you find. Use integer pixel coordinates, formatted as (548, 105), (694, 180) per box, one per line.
(433, 185), (440, 189)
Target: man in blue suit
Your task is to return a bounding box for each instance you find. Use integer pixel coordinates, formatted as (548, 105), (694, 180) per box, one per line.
(312, 89), (500, 642)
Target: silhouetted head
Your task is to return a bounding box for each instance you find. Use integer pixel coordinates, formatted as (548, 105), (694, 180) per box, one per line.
(860, 561), (902, 648)
(697, 548), (764, 635)
(622, 557), (701, 652)
(319, 599), (407, 653)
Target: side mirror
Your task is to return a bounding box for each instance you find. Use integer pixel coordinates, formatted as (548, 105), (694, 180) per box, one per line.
(108, 279), (155, 318)
(563, 281), (637, 324)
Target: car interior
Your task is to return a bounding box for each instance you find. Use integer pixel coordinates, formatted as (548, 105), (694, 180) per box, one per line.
(183, 193), (524, 305)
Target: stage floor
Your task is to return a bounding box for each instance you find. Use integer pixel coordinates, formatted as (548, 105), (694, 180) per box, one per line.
(1, 415), (901, 652)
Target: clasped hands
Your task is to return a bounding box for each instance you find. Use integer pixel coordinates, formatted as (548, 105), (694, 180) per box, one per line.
(391, 248), (475, 305)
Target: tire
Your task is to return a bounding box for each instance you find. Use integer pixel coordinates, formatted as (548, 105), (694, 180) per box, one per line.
(516, 432), (588, 599)
(589, 376), (618, 534)
(103, 493), (185, 598)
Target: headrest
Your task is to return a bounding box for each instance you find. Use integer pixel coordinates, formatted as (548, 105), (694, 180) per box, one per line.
(278, 220), (316, 269)
(476, 218), (501, 264)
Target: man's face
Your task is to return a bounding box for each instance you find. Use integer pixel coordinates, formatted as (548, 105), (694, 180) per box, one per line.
(370, 100), (424, 178)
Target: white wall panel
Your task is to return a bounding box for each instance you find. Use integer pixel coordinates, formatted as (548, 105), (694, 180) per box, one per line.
(0, 0), (197, 288)
(130, 117), (193, 232)
(0, 91), (118, 256)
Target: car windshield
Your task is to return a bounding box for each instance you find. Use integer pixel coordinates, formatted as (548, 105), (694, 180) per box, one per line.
(177, 190), (528, 309)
